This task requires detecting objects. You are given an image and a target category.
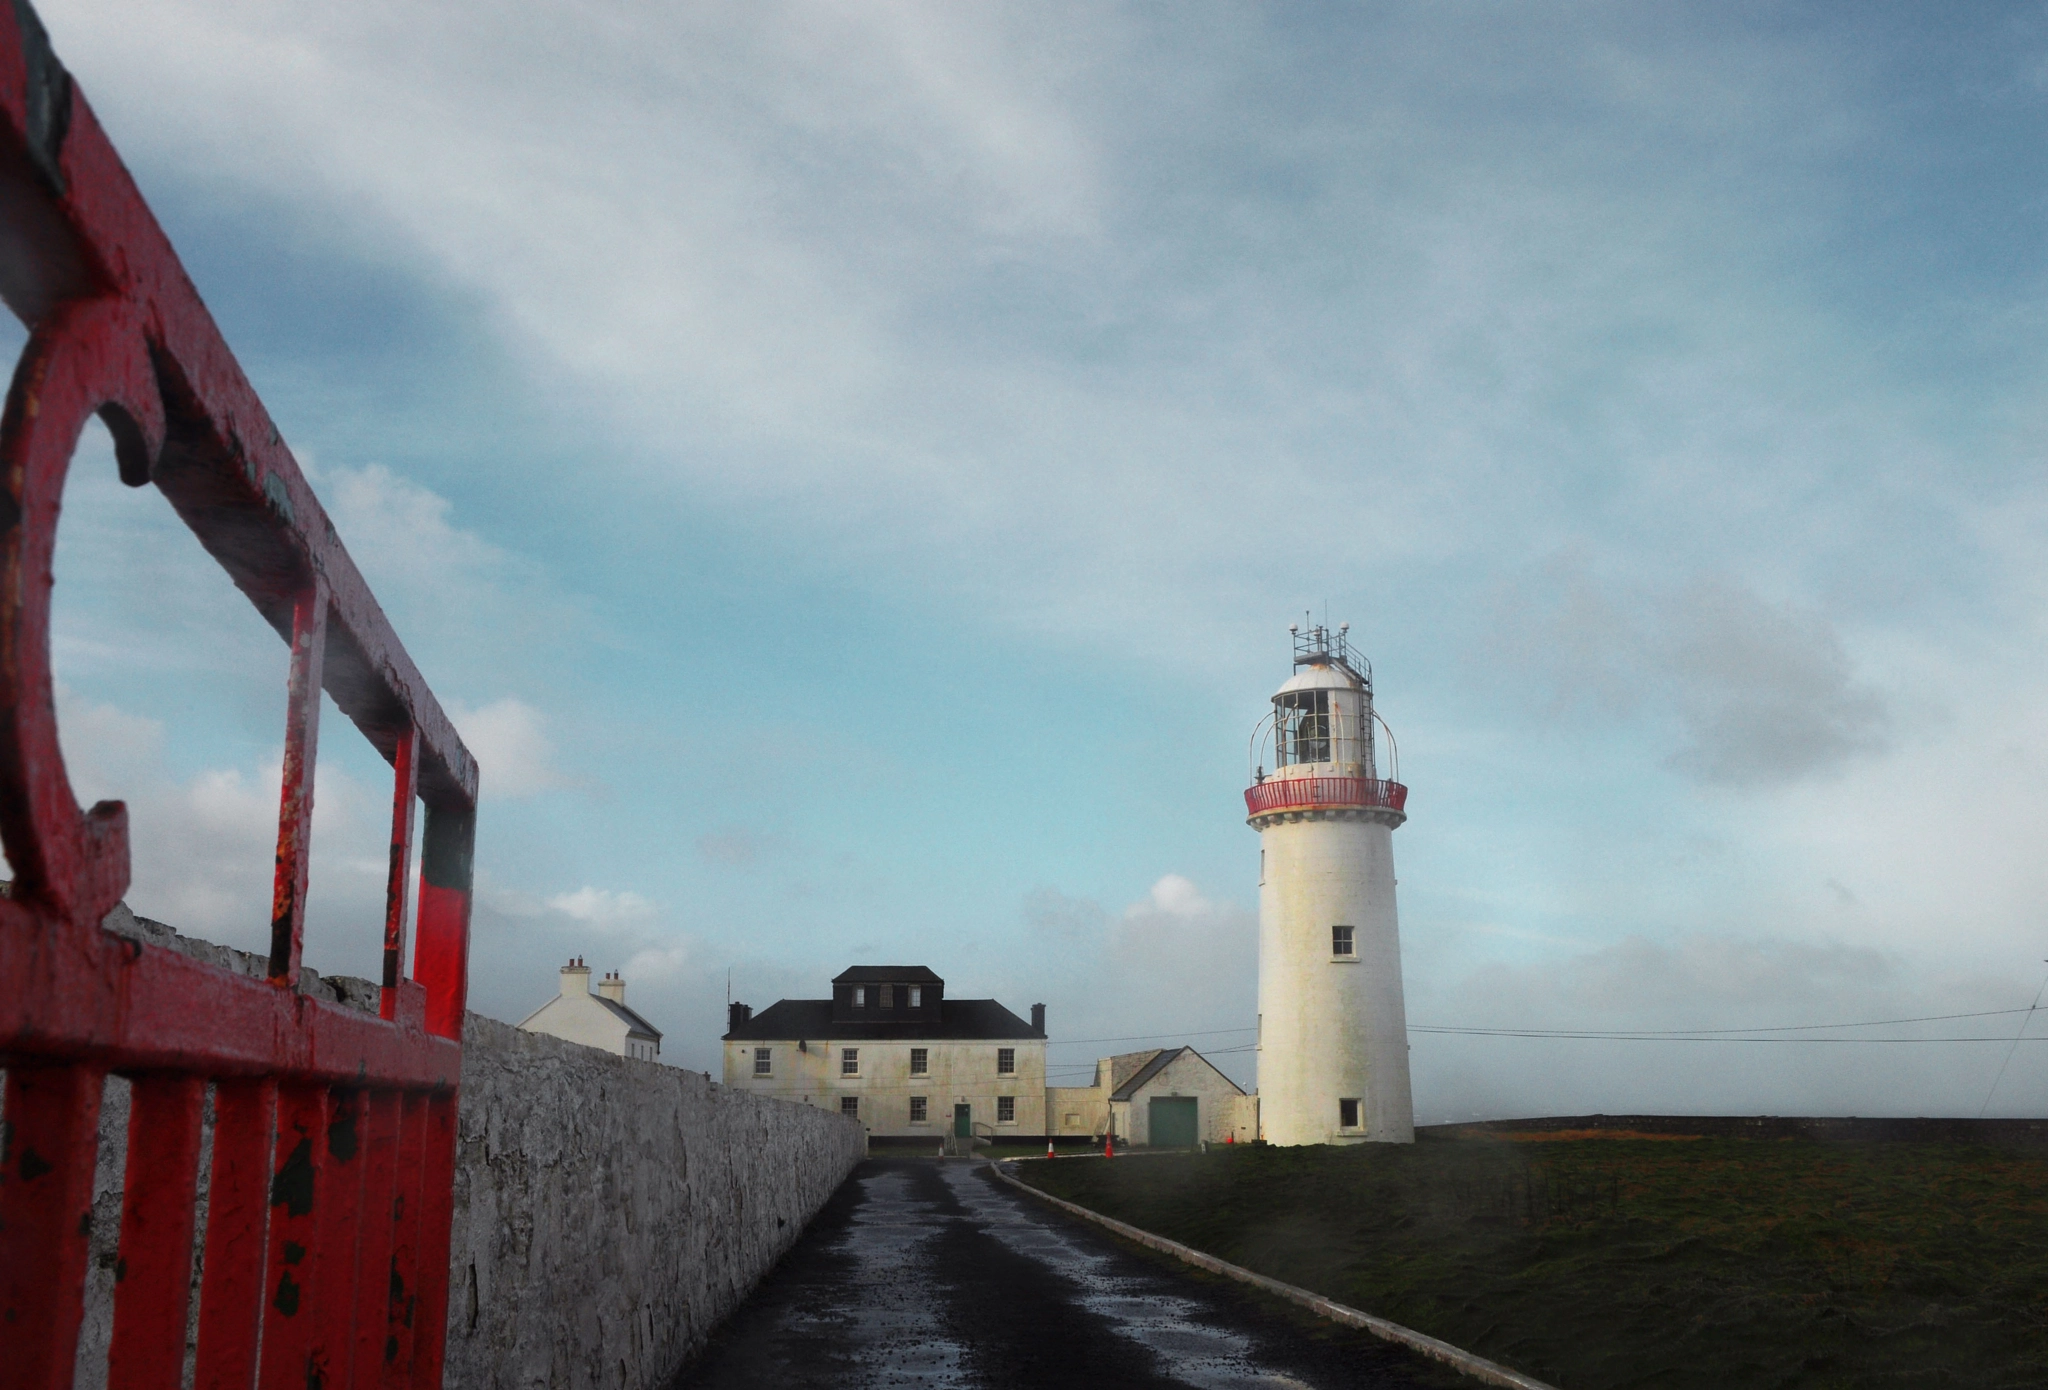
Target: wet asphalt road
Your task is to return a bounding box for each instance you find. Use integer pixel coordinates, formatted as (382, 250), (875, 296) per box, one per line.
(673, 1159), (1452, 1390)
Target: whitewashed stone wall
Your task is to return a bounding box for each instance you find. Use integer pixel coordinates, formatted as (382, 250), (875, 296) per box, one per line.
(449, 1016), (865, 1390)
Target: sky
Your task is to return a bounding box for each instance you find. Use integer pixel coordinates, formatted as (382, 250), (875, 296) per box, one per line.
(22, 0), (2048, 1120)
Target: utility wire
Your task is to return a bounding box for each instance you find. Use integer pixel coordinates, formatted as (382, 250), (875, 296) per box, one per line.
(1979, 963), (2048, 1118)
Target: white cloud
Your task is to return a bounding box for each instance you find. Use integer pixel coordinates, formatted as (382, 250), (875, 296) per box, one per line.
(545, 885), (656, 927)
(450, 697), (565, 800)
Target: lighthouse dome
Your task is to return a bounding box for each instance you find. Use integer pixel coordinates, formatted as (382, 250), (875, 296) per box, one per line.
(1274, 663), (1363, 699)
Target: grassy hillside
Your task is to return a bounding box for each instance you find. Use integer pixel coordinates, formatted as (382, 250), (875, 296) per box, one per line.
(1016, 1129), (2048, 1389)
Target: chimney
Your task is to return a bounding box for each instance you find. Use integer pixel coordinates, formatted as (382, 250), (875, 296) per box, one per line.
(1031, 1003), (1046, 1036)
(727, 1000), (752, 1033)
(561, 957), (592, 998)
(598, 971), (626, 1004)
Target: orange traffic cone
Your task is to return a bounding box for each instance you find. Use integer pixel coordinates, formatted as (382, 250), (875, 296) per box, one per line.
(1104, 1132), (1115, 1158)
(1046, 1140), (1056, 1159)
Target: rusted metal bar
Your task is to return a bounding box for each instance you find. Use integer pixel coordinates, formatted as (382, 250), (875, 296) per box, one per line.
(269, 580), (329, 987)
(195, 1079), (278, 1390)
(107, 1074), (207, 1390)
(351, 1091), (404, 1381)
(0, 1063), (106, 1390)
(381, 727), (419, 1020)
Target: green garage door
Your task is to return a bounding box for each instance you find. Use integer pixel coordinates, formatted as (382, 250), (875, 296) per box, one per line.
(1149, 1096), (1198, 1148)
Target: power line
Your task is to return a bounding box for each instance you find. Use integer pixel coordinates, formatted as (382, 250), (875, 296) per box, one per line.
(1412, 1006), (2036, 1039)
(1047, 1026), (1256, 1047)
(1979, 963), (2048, 1117)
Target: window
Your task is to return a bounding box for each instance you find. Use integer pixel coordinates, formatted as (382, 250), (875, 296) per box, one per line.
(997, 1096), (1016, 1123)
(1277, 689), (1332, 765)
(910, 1096), (927, 1123)
(997, 1047), (1016, 1075)
(1063, 1113), (1080, 1127)
(880, 983), (894, 1008)
(1340, 1098), (1361, 1129)
(753, 1047), (772, 1075)
(842, 1047), (859, 1075)
(909, 1048), (928, 1075)
(853, 986), (866, 1007)
(841, 1096), (859, 1118)
(909, 986), (922, 1007)
(1332, 924), (1355, 957)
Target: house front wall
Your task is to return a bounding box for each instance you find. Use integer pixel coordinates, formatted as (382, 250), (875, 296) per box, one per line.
(723, 1036), (1047, 1137)
(1111, 1054), (1254, 1146)
(521, 994), (630, 1055)
(1047, 1085), (1109, 1136)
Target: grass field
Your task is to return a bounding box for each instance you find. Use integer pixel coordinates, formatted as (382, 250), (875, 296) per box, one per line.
(1016, 1129), (2048, 1389)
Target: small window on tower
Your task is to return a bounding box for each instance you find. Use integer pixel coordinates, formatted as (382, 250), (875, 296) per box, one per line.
(852, 986), (865, 1007)
(1332, 925), (1355, 957)
(880, 983), (894, 1008)
(754, 1048), (772, 1075)
(997, 1047), (1016, 1075)
(1340, 1098), (1361, 1129)
(909, 986), (923, 1007)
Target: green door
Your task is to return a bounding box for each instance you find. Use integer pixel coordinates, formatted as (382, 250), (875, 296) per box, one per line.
(1149, 1096), (1198, 1148)
(954, 1103), (972, 1138)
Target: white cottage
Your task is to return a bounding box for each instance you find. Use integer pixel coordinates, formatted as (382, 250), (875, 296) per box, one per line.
(519, 957), (663, 1060)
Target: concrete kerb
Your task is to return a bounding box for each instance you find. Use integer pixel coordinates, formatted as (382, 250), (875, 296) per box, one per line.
(987, 1160), (1559, 1390)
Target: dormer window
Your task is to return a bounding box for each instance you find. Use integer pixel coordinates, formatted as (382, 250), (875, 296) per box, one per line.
(909, 986), (922, 1008)
(853, 986), (866, 1007)
(880, 984), (894, 1008)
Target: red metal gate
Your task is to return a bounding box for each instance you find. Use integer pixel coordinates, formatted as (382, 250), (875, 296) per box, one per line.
(0, 6), (478, 1390)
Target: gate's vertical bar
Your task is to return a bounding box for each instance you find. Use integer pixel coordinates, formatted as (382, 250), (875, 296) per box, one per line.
(0, 1063), (106, 1390)
(412, 801), (474, 1040)
(311, 1088), (368, 1390)
(380, 727), (419, 1021)
(268, 581), (328, 988)
(351, 1091), (402, 1387)
(407, 1094), (460, 1390)
(107, 1075), (207, 1390)
(195, 1079), (277, 1390)
(258, 1084), (330, 1390)
(382, 1094), (429, 1389)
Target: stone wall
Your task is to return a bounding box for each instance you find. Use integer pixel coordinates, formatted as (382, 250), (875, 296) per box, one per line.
(56, 907), (865, 1390)
(449, 1016), (865, 1390)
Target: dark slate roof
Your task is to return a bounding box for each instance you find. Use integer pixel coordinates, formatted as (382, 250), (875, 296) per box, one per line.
(832, 966), (944, 985)
(1111, 1047), (1186, 1101)
(597, 996), (662, 1040)
(725, 997), (1041, 1041)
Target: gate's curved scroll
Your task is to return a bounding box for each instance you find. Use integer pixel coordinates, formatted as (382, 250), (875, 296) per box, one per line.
(0, 6), (479, 1390)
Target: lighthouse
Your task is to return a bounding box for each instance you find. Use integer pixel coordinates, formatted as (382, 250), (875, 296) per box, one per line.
(1247, 623), (1414, 1144)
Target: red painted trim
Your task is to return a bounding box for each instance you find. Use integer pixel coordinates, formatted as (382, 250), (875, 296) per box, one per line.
(194, 1079), (277, 1390)
(1244, 776), (1408, 817)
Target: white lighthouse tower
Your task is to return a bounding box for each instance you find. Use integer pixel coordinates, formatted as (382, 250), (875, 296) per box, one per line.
(1248, 622), (1414, 1145)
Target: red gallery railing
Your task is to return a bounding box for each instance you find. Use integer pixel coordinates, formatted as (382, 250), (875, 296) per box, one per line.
(0, 7), (478, 1390)
(1244, 776), (1408, 818)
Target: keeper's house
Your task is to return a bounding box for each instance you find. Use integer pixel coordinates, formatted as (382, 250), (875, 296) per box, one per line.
(722, 966), (1046, 1138)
